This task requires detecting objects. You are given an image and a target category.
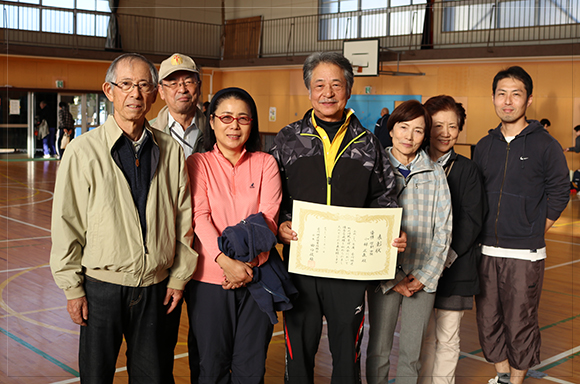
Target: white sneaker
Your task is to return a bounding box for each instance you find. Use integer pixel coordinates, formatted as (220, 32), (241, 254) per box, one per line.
(43, 154), (51, 159)
(487, 377), (500, 384)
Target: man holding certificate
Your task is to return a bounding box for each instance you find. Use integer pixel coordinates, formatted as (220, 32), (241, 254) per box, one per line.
(270, 52), (406, 384)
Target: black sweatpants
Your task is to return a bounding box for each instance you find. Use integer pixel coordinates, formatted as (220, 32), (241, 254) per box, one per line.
(185, 280), (274, 384)
(284, 274), (368, 384)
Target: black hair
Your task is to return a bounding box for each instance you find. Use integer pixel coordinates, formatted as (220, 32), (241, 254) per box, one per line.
(492, 66), (533, 99)
(387, 100), (432, 148)
(424, 95), (466, 131)
(540, 118), (551, 127)
(303, 52), (354, 95)
(204, 87), (261, 152)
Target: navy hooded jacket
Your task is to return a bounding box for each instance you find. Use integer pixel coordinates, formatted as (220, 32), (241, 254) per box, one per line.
(473, 119), (569, 250)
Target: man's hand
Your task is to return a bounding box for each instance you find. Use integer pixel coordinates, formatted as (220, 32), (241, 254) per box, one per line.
(67, 297), (89, 326)
(164, 288), (184, 314)
(406, 274), (425, 295)
(392, 276), (413, 297)
(278, 221), (298, 245)
(392, 231), (407, 253)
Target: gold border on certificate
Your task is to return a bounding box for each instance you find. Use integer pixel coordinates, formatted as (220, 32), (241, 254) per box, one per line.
(288, 200), (402, 280)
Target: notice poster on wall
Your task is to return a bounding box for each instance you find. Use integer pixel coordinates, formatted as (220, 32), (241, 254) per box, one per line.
(10, 99), (20, 115)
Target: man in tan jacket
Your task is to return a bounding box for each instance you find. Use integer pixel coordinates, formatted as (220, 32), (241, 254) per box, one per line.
(50, 53), (197, 383)
(150, 53), (206, 157)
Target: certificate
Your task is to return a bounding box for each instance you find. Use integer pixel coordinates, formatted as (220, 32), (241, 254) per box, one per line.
(288, 200), (402, 280)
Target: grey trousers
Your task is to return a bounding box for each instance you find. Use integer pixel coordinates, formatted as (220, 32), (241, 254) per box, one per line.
(366, 287), (436, 384)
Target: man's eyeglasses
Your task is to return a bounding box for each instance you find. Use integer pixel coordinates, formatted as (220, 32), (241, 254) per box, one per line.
(162, 80), (199, 90)
(111, 81), (156, 94)
(213, 114), (252, 125)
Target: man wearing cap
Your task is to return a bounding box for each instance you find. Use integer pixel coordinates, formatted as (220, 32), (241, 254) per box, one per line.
(150, 53), (206, 157)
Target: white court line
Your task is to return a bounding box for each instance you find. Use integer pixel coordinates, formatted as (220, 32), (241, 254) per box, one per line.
(0, 214), (51, 232)
(0, 264), (50, 274)
(0, 187), (54, 209)
(546, 238), (580, 247)
(542, 376), (579, 384)
(546, 259), (580, 271)
(460, 351), (578, 384)
(0, 235), (51, 243)
(532, 345), (580, 370)
(50, 378), (80, 384)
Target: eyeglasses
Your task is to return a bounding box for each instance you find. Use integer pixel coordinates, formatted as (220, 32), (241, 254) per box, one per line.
(162, 80), (199, 90)
(111, 81), (156, 94)
(213, 114), (252, 125)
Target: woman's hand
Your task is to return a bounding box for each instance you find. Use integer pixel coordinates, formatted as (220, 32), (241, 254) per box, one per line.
(278, 220), (298, 245)
(216, 253), (254, 290)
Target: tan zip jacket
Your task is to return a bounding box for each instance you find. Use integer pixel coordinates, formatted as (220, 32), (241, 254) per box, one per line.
(50, 116), (197, 300)
(150, 105), (206, 154)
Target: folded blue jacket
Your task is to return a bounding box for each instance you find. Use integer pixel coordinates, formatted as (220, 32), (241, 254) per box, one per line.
(218, 212), (298, 324)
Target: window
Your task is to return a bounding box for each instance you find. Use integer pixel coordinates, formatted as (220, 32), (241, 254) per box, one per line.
(319, 0), (427, 40)
(1, 0), (111, 37)
(442, 0), (580, 32)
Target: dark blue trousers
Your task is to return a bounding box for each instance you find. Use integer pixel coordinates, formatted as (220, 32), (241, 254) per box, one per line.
(79, 276), (174, 384)
(185, 280), (273, 384)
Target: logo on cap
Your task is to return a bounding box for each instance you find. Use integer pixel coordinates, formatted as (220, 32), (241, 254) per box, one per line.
(171, 55), (183, 66)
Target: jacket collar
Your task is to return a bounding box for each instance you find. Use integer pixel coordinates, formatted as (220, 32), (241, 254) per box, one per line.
(104, 115), (159, 151)
(489, 119), (544, 140)
(300, 108), (364, 136)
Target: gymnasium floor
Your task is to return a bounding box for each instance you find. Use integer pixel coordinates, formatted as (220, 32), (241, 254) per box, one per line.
(0, 158), (578, 383)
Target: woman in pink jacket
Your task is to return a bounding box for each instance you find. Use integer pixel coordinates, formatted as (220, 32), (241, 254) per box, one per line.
(185, 87), (282, 383)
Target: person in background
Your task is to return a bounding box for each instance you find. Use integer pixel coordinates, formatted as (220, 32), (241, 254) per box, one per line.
(50, 53), (198, 383)
(150, 52), (208, 377)
(563, 124), (580, 153)
(473, 66), (569, 384)
(185, 87), (283, 383)
(37, 100), (57, 158)
(374, 107), (392, 149)
(203, 101), (210, 115)
(270, 51), (406, 384)
(418, 95), (487, 384)
(540, 118), (551, 132)
(366, 99), (452, 384)
(57, 101), (75, 159)
(151, 53), (206, 157)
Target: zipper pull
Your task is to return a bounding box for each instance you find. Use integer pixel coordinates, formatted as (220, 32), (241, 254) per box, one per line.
(135, 158), (140, 167)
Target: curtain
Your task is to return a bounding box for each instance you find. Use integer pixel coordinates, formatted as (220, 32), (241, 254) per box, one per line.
(421, 0), (434, 49)
(105, 0), (122, 50)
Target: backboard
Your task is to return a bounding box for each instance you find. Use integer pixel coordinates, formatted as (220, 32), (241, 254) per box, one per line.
(342, 39), (379, 77)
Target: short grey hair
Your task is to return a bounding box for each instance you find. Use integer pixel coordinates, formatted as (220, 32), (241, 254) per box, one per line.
(105, 53), (159, 86)
(303, 52), (354, 95)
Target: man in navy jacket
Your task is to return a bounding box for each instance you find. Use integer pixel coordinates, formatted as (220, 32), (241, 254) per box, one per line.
(473, 66), (569, 384)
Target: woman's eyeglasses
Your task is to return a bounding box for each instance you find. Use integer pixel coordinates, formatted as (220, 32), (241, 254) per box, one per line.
(213, 115), (252, 125)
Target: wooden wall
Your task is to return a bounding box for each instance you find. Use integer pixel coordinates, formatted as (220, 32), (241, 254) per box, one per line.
(4, 55), (580, 170)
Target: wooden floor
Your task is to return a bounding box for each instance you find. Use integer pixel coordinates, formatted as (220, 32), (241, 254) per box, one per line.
(0, 157), (578, 383)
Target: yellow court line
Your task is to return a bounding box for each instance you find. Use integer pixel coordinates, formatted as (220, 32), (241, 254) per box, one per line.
(0, 305), (67, 319)
(0, 171), (41, 203)
(552, 220), (580, 228)
(0, 263), (79, 335)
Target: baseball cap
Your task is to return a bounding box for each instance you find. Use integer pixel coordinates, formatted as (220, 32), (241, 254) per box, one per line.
(158, 53), (200, 82)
